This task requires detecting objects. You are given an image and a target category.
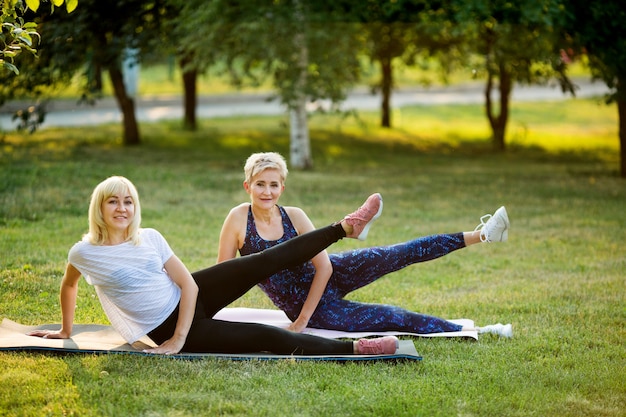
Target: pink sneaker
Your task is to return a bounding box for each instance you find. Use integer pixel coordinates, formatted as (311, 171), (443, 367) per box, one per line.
(356, 336), (399, 355)
(343, 193), (383, 240)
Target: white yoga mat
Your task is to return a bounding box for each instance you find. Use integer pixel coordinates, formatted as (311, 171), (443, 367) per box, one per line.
(214, 307), (478, 340)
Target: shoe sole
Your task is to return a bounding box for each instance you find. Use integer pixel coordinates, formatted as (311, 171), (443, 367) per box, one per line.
(357, 195), (383, 241)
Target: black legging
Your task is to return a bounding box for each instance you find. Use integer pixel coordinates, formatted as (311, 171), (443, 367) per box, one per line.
(149, 223), (355, 354)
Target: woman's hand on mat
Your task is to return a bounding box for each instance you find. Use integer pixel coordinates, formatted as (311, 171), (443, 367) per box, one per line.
(27, 329), (70, 339)
(143, 336), (185, 355)
(287, 318), (309, 333)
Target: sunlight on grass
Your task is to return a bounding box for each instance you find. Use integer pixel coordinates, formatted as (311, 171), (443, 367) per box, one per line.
(507, 99), (618, 154)
(0, 354), (87, 415)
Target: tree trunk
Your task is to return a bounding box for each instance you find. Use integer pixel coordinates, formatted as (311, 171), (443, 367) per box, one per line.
(618, 78), (626, 178)
(180, 55), (197, 131)
(485, 62), (511, 152)
(289, 0), (312, 169)
(94, 63), (103, 93)
(380, 56), (393, 128)
(109, 65), (140, 145)
(290, 101), (312, 169)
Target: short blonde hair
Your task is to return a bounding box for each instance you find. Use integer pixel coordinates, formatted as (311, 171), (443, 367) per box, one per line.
(244, 152), (288, 184)
(85, 176), (142, 245)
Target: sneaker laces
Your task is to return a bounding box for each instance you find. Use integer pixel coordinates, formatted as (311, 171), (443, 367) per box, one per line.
(474, 214), (492, 242)
(345, 200), (376, 225)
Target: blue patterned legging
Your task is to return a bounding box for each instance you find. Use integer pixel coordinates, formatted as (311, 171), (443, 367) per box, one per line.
(305, 233), (467, 333)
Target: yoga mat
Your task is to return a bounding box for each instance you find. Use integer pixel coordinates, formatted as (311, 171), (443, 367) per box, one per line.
(0, 316), (422, 362)
(214, 307), (478, 340)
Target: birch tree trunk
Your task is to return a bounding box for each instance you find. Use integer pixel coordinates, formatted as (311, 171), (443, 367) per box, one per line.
(290, 100), (311, 169)
(289, 0), (312, 169)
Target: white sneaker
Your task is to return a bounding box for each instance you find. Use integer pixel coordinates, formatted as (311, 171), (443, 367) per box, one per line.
(475, 206), (509, 242)
(479, 323), (513, 338)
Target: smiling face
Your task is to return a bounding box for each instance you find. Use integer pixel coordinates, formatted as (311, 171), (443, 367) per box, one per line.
(101, 189), (135, 235)
(245, 168), (285, 210)
(87, 176), (142, 245)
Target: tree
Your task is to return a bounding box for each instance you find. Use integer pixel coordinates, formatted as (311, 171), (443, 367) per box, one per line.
(287, 0), (312, 168)
(37, 0), (171, 145)
(329, 0), (467, 130)
(343, 0), (430, 129)
(364, 20), (419, 128)
(179, 52), (198, 130)
(452, 0), (574, 151)
(181, 0), (362, 169)
(1, 0), (77, 75)
(3, 0), (174, 144)
(153, 0), (199, 131)
(1, 0), (82, 111)
(562, 0), (626, 177)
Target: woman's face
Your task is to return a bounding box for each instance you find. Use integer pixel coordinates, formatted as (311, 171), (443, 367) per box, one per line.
(101, 189), (135, 233)
(246, 169), (284, 209)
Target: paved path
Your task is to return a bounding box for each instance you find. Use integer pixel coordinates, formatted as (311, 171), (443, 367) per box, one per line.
(0, 80), (609, 129)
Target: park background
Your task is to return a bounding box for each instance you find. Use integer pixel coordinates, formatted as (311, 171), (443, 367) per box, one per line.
(1, 0), (625, 416)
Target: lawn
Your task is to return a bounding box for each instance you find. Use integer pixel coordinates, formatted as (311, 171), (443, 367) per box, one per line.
(0, 98), (624, 417)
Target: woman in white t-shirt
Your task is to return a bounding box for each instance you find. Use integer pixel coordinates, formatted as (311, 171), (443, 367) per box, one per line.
(28, 176), (399, 356)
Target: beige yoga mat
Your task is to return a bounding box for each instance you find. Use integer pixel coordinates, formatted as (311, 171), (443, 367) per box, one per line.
(0, 309), (432, 361)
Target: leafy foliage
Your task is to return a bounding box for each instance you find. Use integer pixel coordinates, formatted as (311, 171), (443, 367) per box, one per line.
(563, 0), (626, 101)
(0, 0), (77, 74)
(448, 0), (576, 150)
(178, 0), (362, 109)
(559, 0), (626, 176)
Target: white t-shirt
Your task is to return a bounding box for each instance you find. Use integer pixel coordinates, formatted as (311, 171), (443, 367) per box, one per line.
(68, 228), (181, 343)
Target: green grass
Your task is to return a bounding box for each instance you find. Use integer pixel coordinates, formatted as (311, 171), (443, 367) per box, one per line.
(0, 98), (624, 417)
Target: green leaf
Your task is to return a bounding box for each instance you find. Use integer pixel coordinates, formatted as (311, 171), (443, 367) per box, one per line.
(25, 0), (40, 12)
(2, 60), (20, 74)
(66, 0), (78, 13)
(17, 33), (33, 46)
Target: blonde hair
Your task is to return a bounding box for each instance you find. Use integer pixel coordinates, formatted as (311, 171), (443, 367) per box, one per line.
(85, 176), (142, 245)
(244, 152), (288, 184)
